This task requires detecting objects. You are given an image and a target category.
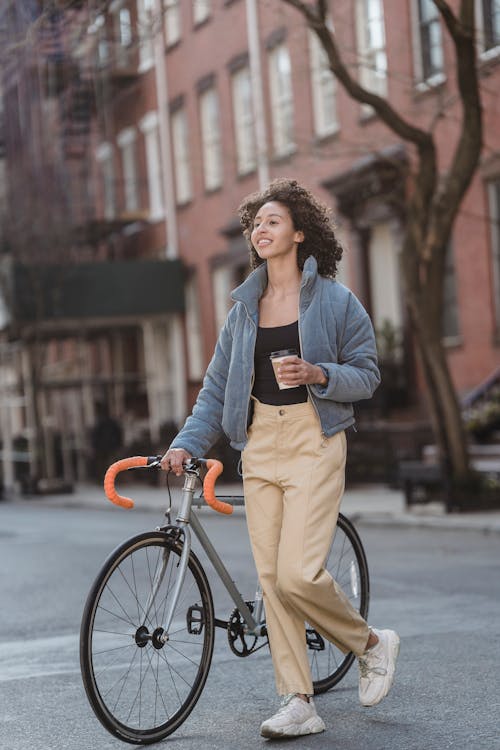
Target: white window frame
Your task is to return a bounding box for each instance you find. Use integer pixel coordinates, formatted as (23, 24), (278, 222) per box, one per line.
(199, 87), (223, 191)
(96, 142), (115, 220)
(477, 0), (500, 60)
(212, 265), (233, 334)
(137, 0), (154, 72)
(164, 0), (181, 47)
(117, 127), (139, 213)
(119, 8), (132, 48)
(231, 66), (257, 175)
(139, 111), (164, 220)
(309, 29), (338, 138)
(488, 178), (500, 334)
(268, 43), (295, 157)
(171, 107), (192, 205)
(355, 0), (388, 101)
(193, 0), (210, 25)
(185, 275), (204, 380)
(93, 14), (109, 68)
(411, 0), (446, 89)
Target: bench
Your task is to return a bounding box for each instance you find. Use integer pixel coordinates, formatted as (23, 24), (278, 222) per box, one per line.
(398, 460), (451, 511)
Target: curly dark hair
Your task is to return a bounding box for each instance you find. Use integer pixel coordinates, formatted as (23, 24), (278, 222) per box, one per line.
(238, 177), (343, 278)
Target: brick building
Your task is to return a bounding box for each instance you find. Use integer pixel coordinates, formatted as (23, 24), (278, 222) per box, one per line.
(0, 0), (499, 487)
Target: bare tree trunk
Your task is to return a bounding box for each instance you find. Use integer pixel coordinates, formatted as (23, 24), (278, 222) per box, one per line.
(411, 317), (470, 479)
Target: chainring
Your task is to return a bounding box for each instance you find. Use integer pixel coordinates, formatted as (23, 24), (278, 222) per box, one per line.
(227, 601), (260, 656)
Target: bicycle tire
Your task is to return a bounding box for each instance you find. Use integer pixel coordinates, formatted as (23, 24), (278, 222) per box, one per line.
(80, 531), (215, 744)
(310, 512), (370, 694)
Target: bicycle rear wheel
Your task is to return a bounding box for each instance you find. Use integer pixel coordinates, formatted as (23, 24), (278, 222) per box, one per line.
(80, 531), (214, 744)
(310, 513), (370, 693)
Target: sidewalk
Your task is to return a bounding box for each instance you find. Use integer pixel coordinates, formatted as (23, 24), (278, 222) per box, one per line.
(10, 478), (500, 534)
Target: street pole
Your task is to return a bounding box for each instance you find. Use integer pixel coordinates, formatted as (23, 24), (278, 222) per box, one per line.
(246, 0), (269, 190)
(151, 0), (186, 427)
(153, 0), (178, 260)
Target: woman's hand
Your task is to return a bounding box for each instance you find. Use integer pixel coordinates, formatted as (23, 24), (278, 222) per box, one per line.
(160, 448), (192, 476)
(276, 356), (327, 387)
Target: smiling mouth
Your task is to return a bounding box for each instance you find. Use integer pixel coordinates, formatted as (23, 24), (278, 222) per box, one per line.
(257, 239), (272, 247)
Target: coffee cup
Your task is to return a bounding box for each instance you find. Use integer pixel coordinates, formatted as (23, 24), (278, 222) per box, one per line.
(269, 349), (298, 390)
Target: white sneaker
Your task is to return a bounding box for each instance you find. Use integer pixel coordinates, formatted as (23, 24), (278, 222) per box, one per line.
(358, 628), (400, 707)
(260, 695), (326, 738)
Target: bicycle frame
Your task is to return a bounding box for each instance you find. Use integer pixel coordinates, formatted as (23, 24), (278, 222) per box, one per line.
(159, 467), (265, 639)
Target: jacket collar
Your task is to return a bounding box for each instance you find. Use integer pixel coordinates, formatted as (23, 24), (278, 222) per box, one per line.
(231, 255), (318, 315)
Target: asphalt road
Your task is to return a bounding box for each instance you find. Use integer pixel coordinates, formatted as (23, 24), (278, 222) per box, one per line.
(1, 500), (499, 750)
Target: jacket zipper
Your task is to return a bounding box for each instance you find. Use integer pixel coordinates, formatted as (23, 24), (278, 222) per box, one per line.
(243, 306), (257, 440)
(298, 299), (326, 440)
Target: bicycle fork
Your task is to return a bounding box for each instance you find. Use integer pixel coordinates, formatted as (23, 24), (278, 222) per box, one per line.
(143, 475), (198, 642)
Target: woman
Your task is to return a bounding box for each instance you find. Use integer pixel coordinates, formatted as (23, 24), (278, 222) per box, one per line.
(161, 178), (399, 739)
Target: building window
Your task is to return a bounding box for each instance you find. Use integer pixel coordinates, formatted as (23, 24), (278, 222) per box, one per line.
(478, 0), (500, 55)
(93, 14), (109, 68)
(139, 112), (164, 220)
(117, 128), (139, 213)
(488, 178), (500, 335)
(137, 0), (154, 70)
(185, 275), (204, 380)
(193, 0), (210, 25)
(96, 143), (115, 220)
(442, 243), (460, 341)
(199, 87), (222, 191)
(268, 43), (295, 156)
(164, 0), (181, 47)
(113, 7), (133, 68)
(355, 0), (387, 98)
(171, 107), (192, 204)
(414, 0), (444, 82)
(309, 30), (337, 138)
(231, 66), (256, 175)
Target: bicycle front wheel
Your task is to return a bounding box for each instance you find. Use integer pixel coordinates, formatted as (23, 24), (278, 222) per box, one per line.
(310, 513), (370, 694)
(80, 531), (215, 744)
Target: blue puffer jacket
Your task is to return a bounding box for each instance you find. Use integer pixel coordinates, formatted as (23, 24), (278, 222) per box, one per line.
(170, 256), (380, 456)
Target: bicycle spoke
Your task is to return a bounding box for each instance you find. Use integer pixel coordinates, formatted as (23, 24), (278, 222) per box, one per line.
(117, 561), (155, 630)
(99, 585), (138, 629)
(156, 648), (195, 690)
(94, 642), (136, 682)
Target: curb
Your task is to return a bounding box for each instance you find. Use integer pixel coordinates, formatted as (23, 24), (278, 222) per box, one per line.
(4, 484), (500, 534)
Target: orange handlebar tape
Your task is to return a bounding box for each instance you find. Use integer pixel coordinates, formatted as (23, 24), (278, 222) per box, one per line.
(203, 459), (233, 515)
(103, 456), (149, 509)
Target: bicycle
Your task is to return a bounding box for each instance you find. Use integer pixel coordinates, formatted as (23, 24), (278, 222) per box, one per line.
(80, 455), (370, 745)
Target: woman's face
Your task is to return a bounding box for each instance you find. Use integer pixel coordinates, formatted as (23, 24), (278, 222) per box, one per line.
(250, 201), (304, 262)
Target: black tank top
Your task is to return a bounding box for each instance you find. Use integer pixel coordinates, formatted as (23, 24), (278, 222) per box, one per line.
(252, 321), (308, 405)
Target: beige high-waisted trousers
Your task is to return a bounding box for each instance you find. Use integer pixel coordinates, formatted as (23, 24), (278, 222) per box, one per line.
(242, 398), (370, 696)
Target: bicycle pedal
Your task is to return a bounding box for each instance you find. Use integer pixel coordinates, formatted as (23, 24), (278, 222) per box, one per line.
(186, 604), (205, 635)
(306, 628), (325, 651)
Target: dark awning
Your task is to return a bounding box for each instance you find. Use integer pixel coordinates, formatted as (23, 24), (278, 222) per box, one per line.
(12, 259), (185, 322)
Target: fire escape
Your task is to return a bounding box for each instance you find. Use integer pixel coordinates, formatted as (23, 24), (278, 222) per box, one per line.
(1, 4), (184, 491)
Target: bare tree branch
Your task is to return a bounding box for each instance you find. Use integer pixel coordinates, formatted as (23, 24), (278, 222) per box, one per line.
(432, 0), (461, 38)
(317, 0), (328, 23)
(281, 0), (433, 151)
(428, 0), (482, 246)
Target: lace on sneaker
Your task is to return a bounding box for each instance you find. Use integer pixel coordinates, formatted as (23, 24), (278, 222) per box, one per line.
(358, 656), (387, 678)
(273, 694), (304, 716)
